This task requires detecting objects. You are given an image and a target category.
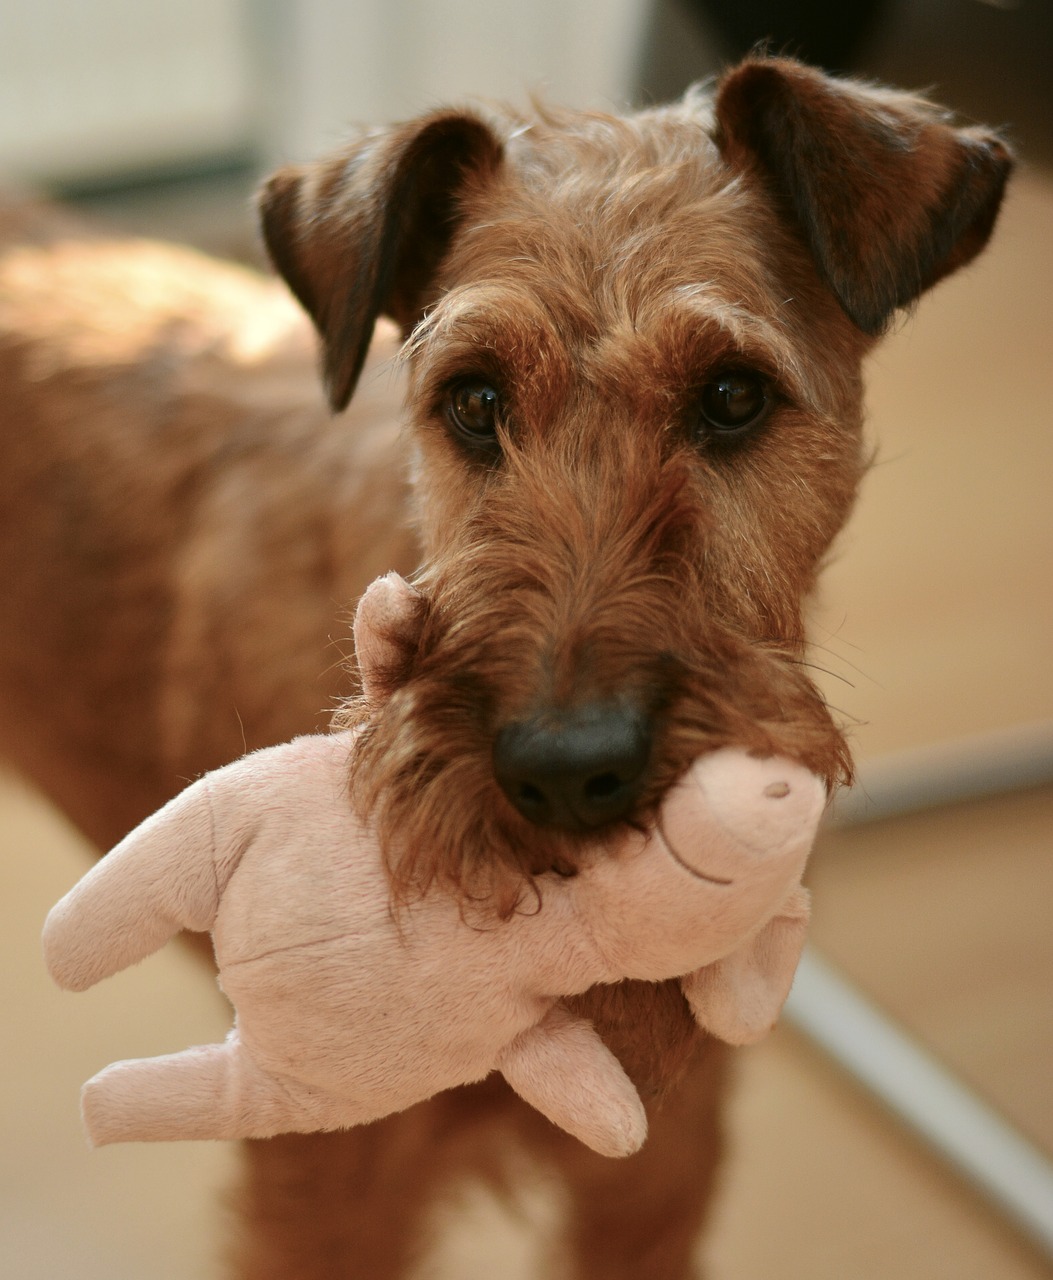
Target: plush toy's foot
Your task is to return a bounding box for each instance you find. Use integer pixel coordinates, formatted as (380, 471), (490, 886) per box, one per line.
(498, 1005), (648, 1158)
(81, 1032), (339, 1146)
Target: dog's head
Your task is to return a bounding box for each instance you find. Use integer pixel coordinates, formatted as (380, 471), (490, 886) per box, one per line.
(260, 57), (1010, 903)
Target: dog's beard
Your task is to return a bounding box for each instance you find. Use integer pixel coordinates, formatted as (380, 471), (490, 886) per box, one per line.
(340, 614), (848, 915)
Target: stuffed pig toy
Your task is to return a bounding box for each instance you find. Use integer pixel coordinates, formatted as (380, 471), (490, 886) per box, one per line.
(44, 574), (826, 1159)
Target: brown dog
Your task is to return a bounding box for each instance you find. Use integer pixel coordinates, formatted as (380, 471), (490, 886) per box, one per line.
(0, 57), (1009, 1279)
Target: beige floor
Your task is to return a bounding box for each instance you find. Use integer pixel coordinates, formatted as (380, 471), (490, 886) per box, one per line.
(2, 168), (1051, 1277)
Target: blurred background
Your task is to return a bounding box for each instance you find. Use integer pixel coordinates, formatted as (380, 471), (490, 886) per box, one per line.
(1, 2), (1051, 1277)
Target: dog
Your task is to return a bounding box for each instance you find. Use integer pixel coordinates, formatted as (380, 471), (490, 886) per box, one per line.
(0, 56), (1010, 1279)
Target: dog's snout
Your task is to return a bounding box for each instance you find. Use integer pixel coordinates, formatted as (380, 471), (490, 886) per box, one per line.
(493, 701), (652, 831)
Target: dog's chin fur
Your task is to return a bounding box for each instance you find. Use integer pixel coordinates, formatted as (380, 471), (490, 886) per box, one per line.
(341, 594), (851, 915)
(1, 54), (1010, 1280)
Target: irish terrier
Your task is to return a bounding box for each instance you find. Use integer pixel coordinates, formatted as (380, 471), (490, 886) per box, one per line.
(0, 56), (1010, 1279)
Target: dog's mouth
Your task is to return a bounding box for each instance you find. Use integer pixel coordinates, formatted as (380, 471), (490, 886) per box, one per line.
(348, 595), (848, 908)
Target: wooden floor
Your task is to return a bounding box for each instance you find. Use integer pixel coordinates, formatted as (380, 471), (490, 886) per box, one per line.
(2, 168), (1051, 1278)
(706, 783), (1053, 1280)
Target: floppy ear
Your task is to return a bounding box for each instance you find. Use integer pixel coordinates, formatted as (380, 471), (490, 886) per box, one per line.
(353, 573), (427, 702)
(681, 886), (810, 1045)
(258, 112), (504, 411)
(714, 57), (1013, 335)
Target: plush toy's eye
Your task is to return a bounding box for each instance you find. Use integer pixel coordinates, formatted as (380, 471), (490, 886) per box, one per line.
(445, 379), (502, 452)
(698, 370), (771, 443)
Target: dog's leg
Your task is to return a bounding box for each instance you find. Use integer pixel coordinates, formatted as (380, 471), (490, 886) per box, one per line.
(229, 1107), (488, 1280)
(548, 1044), (729, 1280)
(227, 1066), (726, 1280)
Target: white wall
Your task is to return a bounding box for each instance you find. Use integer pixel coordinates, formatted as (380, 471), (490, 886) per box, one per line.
(0, 0), (252, 182)
(255, 0), (650, 163)
(0, 0), (649, 183)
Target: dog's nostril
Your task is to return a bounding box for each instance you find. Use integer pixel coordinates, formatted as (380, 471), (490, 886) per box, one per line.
(584, 772), (622, 801)
(493, 701), (652, 831)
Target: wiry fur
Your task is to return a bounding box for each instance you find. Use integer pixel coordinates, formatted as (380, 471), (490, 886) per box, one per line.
(1, 56), (1010, 1280)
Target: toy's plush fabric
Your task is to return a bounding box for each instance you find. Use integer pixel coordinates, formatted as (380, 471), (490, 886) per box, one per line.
(43, 576), (826, 1158)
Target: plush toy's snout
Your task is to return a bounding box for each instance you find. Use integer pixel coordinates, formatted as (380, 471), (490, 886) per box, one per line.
(660, 749), (825, 882)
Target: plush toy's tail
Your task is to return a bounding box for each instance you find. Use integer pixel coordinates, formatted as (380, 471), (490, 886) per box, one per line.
(43, 775), (220, 992)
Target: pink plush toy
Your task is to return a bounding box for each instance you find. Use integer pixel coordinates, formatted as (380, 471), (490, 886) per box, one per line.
(44, 575), (826, 1159)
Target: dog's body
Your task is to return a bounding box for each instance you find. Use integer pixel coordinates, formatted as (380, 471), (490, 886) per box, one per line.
(1, 59), (1009, 1278)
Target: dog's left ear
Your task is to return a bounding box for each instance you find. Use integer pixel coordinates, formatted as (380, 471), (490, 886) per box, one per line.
(259, 112), (503, 411)
(714, 57), (1013, 335)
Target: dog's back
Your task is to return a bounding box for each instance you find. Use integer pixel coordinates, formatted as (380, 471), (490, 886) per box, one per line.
(0, 203), (416, 844)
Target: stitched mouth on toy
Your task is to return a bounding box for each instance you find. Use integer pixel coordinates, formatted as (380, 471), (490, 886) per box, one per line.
(653, 817), (734, 886)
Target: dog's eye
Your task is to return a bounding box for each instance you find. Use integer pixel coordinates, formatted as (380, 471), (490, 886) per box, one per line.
(698, 370), (770, 441)
(446, 379), (502, 448)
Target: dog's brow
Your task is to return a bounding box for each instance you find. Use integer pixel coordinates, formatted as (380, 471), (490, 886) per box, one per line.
(659, 288), (815, 409)
(402, 283), (565, 371)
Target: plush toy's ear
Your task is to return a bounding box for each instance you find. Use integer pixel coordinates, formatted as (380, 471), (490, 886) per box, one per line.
(714, 57), (1013, 334)
(681, 886), (810, 1045)
(258, 111), (504, 411)
(353, 573), (427, 701)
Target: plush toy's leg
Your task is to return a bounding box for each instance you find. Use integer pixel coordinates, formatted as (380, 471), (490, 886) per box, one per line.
(497, 1005), (648, 1158)
(43, 778), (222, 992)
(81, 1032), (338, 1147)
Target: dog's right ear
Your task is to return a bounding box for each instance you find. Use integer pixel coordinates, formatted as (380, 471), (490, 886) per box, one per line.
(259, 113), (504, 412)
(714, 58), (1013, 335)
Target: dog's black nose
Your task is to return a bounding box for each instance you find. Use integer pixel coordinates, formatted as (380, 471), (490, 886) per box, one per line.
(493, 701), (652, 830)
